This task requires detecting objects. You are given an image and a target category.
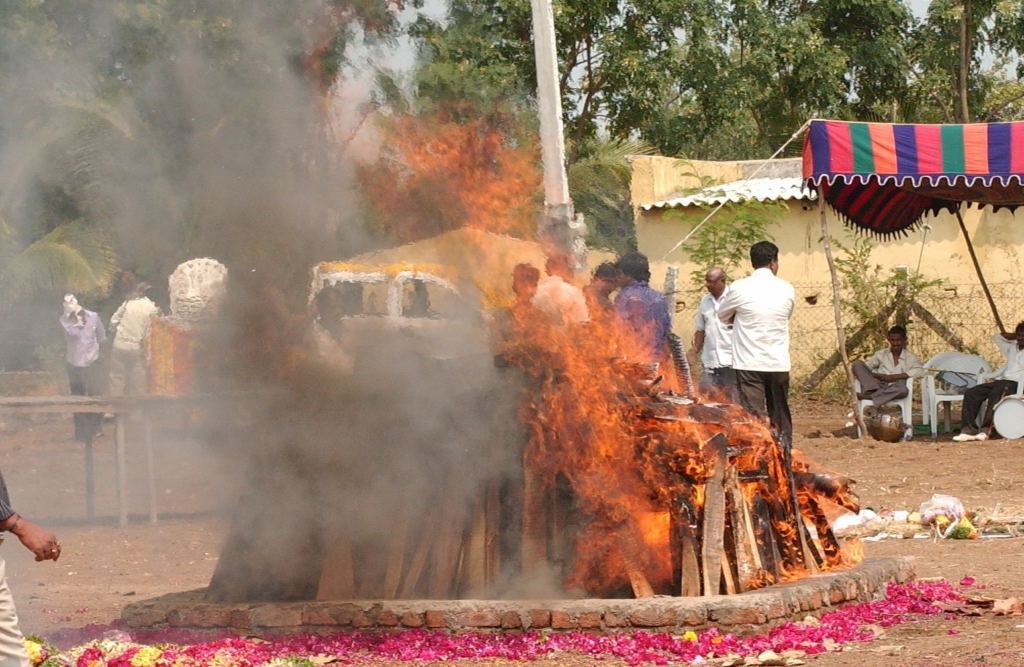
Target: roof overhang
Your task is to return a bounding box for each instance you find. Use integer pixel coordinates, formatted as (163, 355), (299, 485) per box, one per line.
(641, 177), (816, 211)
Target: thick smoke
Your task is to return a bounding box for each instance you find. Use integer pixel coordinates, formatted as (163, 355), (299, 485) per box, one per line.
(2, 4), (536, 599)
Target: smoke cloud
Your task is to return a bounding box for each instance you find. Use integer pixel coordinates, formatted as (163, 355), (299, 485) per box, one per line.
(2, 3), (543, 600)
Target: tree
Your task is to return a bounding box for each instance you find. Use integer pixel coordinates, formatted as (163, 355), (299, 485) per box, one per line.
(905, 0), (1024, 123)
(404, 0), (916, 161)
(0, 0), (411, 316)
(567, 138), (654, 254)
(645, 0), (915, 157)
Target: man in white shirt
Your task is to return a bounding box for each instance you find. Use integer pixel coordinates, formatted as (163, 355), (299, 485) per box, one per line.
(692, 266), (736, 399)
(953, 321), (1024, 441)
(852, 325), (924, 406)
(109, 282), (161, 395)
(717, 241), (795, 447)
(531, 253), (589, 326)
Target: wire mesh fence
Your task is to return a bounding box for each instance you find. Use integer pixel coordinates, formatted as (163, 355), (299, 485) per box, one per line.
(792, 280), (1024, 399)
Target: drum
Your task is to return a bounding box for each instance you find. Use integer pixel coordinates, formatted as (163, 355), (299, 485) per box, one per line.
(993, 394), (1024, 439)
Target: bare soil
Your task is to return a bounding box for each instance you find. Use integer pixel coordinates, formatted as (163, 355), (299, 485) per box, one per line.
(2, 398), (1024, 666)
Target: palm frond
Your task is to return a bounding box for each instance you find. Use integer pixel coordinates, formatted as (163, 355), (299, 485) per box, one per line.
(0, 221), (118, 312)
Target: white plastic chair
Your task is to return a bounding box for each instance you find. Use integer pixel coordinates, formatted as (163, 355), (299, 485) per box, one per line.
(921, 352), (992, 437)
(854, 376), (915, 440)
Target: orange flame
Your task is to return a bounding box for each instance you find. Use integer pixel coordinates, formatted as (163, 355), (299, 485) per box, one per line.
(357, 113), (541, 243)
(491, 272), (859, 597)
(841, 538), (865, 565)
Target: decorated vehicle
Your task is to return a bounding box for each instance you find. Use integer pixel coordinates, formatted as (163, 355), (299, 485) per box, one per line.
(306, 260), (489, 374)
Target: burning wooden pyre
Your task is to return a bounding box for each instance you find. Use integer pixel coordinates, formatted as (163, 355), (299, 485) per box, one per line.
(206, 266), (860, 603)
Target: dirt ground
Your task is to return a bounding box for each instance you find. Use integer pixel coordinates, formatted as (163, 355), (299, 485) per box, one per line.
(2, 398), (1024, 666)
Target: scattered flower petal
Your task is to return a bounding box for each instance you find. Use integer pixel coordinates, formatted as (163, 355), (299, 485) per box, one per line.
(27, 581), (965, 666)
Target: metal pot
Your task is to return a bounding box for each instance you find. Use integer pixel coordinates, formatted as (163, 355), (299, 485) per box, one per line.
(866, 412), (906, 442)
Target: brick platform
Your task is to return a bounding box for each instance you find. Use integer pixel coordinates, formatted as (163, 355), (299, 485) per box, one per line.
(122, 557), (913, 636)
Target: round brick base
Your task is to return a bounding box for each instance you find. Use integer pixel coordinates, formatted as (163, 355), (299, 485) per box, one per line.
(122, 557), (913, 636)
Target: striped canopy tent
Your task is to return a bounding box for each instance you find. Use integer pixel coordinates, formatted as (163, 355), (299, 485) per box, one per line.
(801, 119), (1024, 430)
(802, 119), (1024, 236)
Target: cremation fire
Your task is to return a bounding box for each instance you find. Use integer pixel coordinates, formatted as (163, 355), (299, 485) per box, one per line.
(491, 294), (861, 599)
(203, 250), (861, 604)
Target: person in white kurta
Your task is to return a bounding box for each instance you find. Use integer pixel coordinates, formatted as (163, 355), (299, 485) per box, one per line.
(531, 253), (589, 326)
(851, 325), (924, 406)
(717, 241), (795, 447)
(109, 282), (161, 395)
(692, 266), (735, 398)
(953, 322), (1024, 441)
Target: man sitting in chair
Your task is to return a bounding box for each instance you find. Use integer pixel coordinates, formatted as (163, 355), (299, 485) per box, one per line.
(953, 321), (1024, 442)
(852, 325), (924, 407)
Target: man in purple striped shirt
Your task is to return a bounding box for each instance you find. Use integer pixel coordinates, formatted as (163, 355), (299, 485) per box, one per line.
(59, 294), (107, 442)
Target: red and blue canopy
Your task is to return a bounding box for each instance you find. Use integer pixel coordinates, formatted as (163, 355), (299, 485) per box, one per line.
(802, 119), (1024, 236)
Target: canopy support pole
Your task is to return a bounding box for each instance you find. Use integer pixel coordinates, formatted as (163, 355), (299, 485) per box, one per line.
(819, 193), (867, 438)
(955, 209), (1005, 333)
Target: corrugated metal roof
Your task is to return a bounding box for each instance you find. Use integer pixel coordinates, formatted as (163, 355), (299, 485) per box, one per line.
(641, 177), (816, 211)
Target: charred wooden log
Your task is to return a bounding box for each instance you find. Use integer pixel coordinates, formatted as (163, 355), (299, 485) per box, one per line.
(794, 471), (861, 514)
(752, 494), (783, 582)
(700, 433), (728, 595)
(724, 466), (760, 592)
(671, 495), (702, 597)
(802, 495), (844, 564)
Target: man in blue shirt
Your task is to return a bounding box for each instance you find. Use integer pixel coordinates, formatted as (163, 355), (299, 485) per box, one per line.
(613, 252), (671, 365)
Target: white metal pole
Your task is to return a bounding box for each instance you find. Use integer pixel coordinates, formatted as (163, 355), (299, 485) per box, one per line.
(530, 0), (585, 268)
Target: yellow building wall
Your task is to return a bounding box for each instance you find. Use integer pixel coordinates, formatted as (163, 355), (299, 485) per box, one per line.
(631, 156), (1024, 380)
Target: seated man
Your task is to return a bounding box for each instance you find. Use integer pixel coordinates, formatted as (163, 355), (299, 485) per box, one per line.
(852, 325), (924, 406)
(953, 321), (1024, 441)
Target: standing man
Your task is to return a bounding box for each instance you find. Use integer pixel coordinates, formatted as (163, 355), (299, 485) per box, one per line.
(692, 267), (735, 398)
(531, 253), (589, 326)
(59, 294), (107, 442)
(0, 469), (61, 667)
(953, 321), (1024, 441)
(614, 251), (671, 365)
(109, 282), (160, 395)
(851, 324), (924, 407)
(717, 241), (795, 447)
(492, 263), (543, 370)
(582, 262), (621, 320)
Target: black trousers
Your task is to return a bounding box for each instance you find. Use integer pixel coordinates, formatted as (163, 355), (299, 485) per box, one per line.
(700, 366), (738, 402)
(851, 360), (909, 406)
(961, 379), (1018, 435)
(67, 363), (103, 442)
(735, 369), (793, 448)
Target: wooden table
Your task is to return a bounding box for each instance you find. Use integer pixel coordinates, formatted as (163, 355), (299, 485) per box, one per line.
(0, 394), (209, 527)
(0, 395), (136, 525)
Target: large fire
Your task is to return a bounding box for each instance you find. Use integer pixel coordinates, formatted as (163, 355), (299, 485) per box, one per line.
(494, 287), (861, 598)
(201, 241), (862, 603)
(201, 106), (861, 602)
(356, 113), (541, 243)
